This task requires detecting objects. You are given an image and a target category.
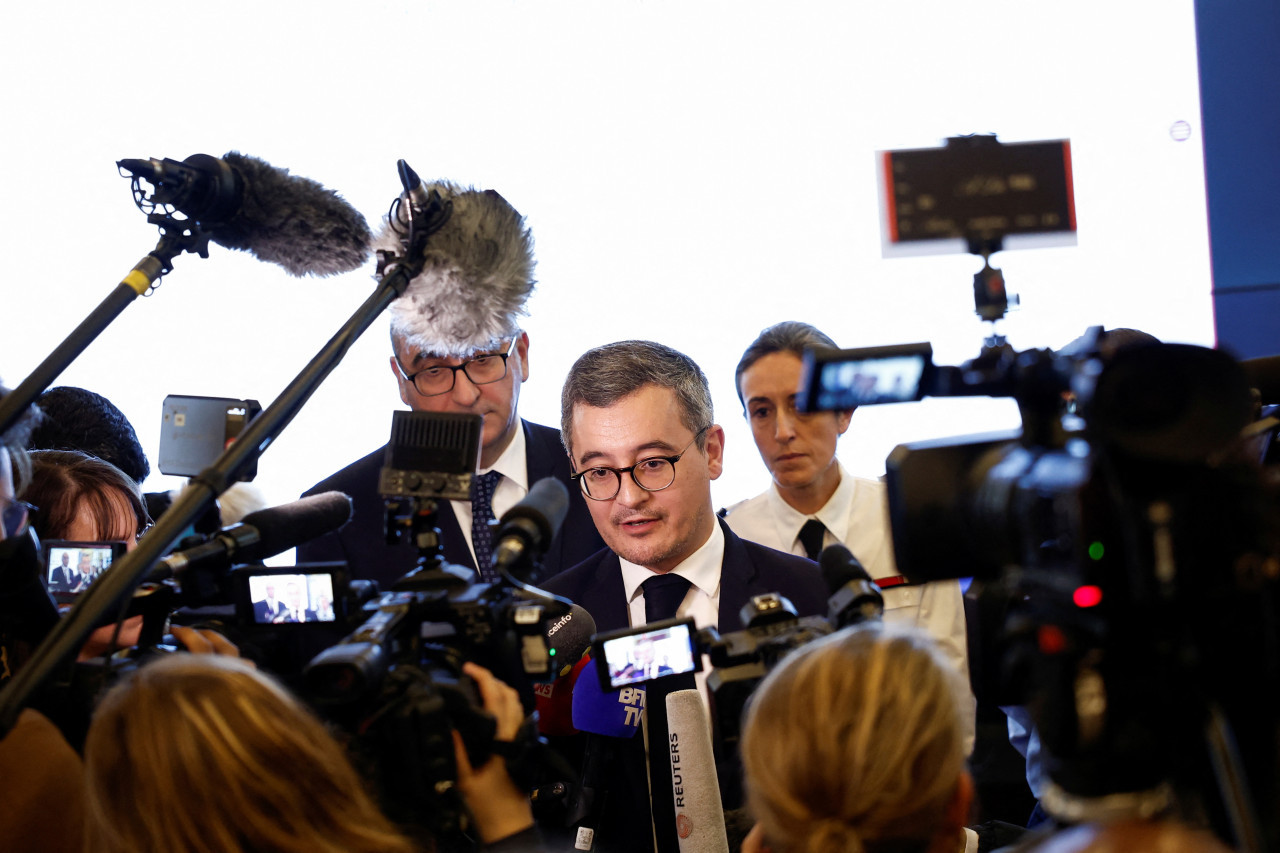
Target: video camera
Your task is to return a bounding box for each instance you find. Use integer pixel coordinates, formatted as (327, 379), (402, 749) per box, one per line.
(295, 410), (576, 845)
(797, 222), (1279, 844)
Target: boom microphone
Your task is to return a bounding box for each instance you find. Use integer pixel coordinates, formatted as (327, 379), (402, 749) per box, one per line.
(819, 543), (884, 628)
(151, 491), (353, 580)
(116, 152), (372, 276)
(666, 689), (730, 853)
(492, 477), (571, 577)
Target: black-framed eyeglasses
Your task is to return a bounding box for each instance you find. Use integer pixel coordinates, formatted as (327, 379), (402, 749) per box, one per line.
(1, 498), (36, 539)
(395, 337), (518, 397)
(571, 426), (710, 501)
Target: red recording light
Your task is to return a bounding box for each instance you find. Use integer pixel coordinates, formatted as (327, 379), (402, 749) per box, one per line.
(1073, 585), (1103, 608)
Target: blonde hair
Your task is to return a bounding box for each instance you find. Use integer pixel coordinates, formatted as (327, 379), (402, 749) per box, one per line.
(740, 625), (967, 853)
(84, 655), (418, 853)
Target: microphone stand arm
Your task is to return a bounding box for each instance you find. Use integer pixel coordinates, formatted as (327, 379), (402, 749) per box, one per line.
(0, 252), (426, 738)
(0, 225), (205, 435)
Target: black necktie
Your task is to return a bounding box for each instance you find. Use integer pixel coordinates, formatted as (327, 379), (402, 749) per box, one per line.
(639, 572), (695, 853)
(642, 573), (692, 623)
(470, 470), (503, 582)
(798, 518), (827, 561)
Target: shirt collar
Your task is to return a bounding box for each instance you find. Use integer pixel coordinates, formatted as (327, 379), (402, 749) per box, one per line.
(482, 419), (528, 492)
(620, 516), (725, 603)
(765, 460), (857, 544)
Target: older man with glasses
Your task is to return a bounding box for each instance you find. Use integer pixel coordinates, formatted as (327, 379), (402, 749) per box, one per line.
(298, 182), (604, 588)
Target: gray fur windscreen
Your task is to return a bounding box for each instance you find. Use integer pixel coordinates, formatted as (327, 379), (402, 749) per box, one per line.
(209, 152), (372, 277)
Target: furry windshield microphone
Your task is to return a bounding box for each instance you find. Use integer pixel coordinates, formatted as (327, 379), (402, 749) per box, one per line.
(378, 178), (536, 358)
(117, 152), (372, 277)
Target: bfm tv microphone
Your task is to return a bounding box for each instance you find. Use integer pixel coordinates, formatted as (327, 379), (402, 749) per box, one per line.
(568, 658), (646, 851)
(819, 543), (884, 628)
(666, 689), (730, 853)
(150, 491), (353, 581)
(491, 477), (571, 578)
(116, 152), (372, 276)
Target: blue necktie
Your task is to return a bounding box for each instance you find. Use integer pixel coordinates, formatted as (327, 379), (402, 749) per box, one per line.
(470, 470), (503, 582)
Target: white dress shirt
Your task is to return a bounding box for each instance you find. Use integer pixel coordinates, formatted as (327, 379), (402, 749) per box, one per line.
(448, 423), (529, 568)
(724, 463), (976, 753)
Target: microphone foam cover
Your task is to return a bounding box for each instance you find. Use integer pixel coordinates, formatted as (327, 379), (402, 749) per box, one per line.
(238, 491), (354, 562)
(535, 653), (590, 737)
(545, 604), (597, 671)
(666, 689), (729, 853)
(503, 477), (570, 546)
(211, 152), (372, 277)
(571, 660), (643, 738)
(818, 542), (871, 592)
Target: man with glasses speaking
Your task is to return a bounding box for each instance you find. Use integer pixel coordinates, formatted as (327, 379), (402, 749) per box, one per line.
(543, 340), (827, 637)
(298, 182), (604, 588)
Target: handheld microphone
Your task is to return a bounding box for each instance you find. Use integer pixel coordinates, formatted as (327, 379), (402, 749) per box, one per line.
(535, 653), (592, 737)
(819, 543), (884, 628)
(117, 152), (372, 276)
(492, 477), (571, 578)
(568, 656), (647, 851)
(666, 689), (730, 853)
(150, 491), (353, 581)
(535, 604), (597, 736)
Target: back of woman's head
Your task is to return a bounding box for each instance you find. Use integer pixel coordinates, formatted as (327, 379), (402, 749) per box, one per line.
(84, 654), (416, 853)
(24, 449), (148, 542)
(740, 625), (967, 853)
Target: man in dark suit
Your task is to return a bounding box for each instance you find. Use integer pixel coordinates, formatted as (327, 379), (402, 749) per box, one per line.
(48, 552), (74, 591)
(541, 341), (828, 853)
(297, 181), (603, 590)
(543, 340), (828, 633)
(254, 580), (288, 624)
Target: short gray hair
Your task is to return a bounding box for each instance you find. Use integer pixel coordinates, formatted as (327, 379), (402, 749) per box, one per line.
(734, 321), (838, 406)
(561, 341), (713, 456)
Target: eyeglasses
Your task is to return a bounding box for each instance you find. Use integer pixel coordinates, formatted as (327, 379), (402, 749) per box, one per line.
(571, 427), (710, 501)
(1, 498), (36, 539)
(395, 338), (518, 397)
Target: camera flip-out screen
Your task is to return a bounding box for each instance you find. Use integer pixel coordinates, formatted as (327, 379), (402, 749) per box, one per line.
(592, 617), (702, 691)
(798, 343), (933, 412)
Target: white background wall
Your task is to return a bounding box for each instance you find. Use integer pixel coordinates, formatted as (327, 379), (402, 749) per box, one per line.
(0, 2), (1214, 536)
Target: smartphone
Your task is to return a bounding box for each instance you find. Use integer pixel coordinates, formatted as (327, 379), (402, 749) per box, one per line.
(43, 540), (127, 606)
(233, 564), (344, 626)
(591, 617), (702, 691)
(158, 394), (262, 480)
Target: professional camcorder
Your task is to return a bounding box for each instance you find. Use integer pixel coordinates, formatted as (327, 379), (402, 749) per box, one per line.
(299, 410), (576, 845)
(799, 325), (1280, 843)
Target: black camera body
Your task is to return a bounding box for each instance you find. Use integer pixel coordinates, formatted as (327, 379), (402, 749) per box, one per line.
(800, 325), (1280, 834)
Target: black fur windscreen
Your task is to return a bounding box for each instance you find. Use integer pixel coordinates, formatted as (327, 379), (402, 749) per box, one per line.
(209, 152), (372, 277)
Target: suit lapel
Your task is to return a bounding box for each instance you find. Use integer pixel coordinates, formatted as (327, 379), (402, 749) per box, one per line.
(433, 500), (476, 572)
(717, 519), (760, 631)
(582, 551), (631, 633)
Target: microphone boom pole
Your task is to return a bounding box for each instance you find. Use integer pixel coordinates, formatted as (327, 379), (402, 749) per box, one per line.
(0, 240), (188, 436)
(0, 203), (431, 739)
